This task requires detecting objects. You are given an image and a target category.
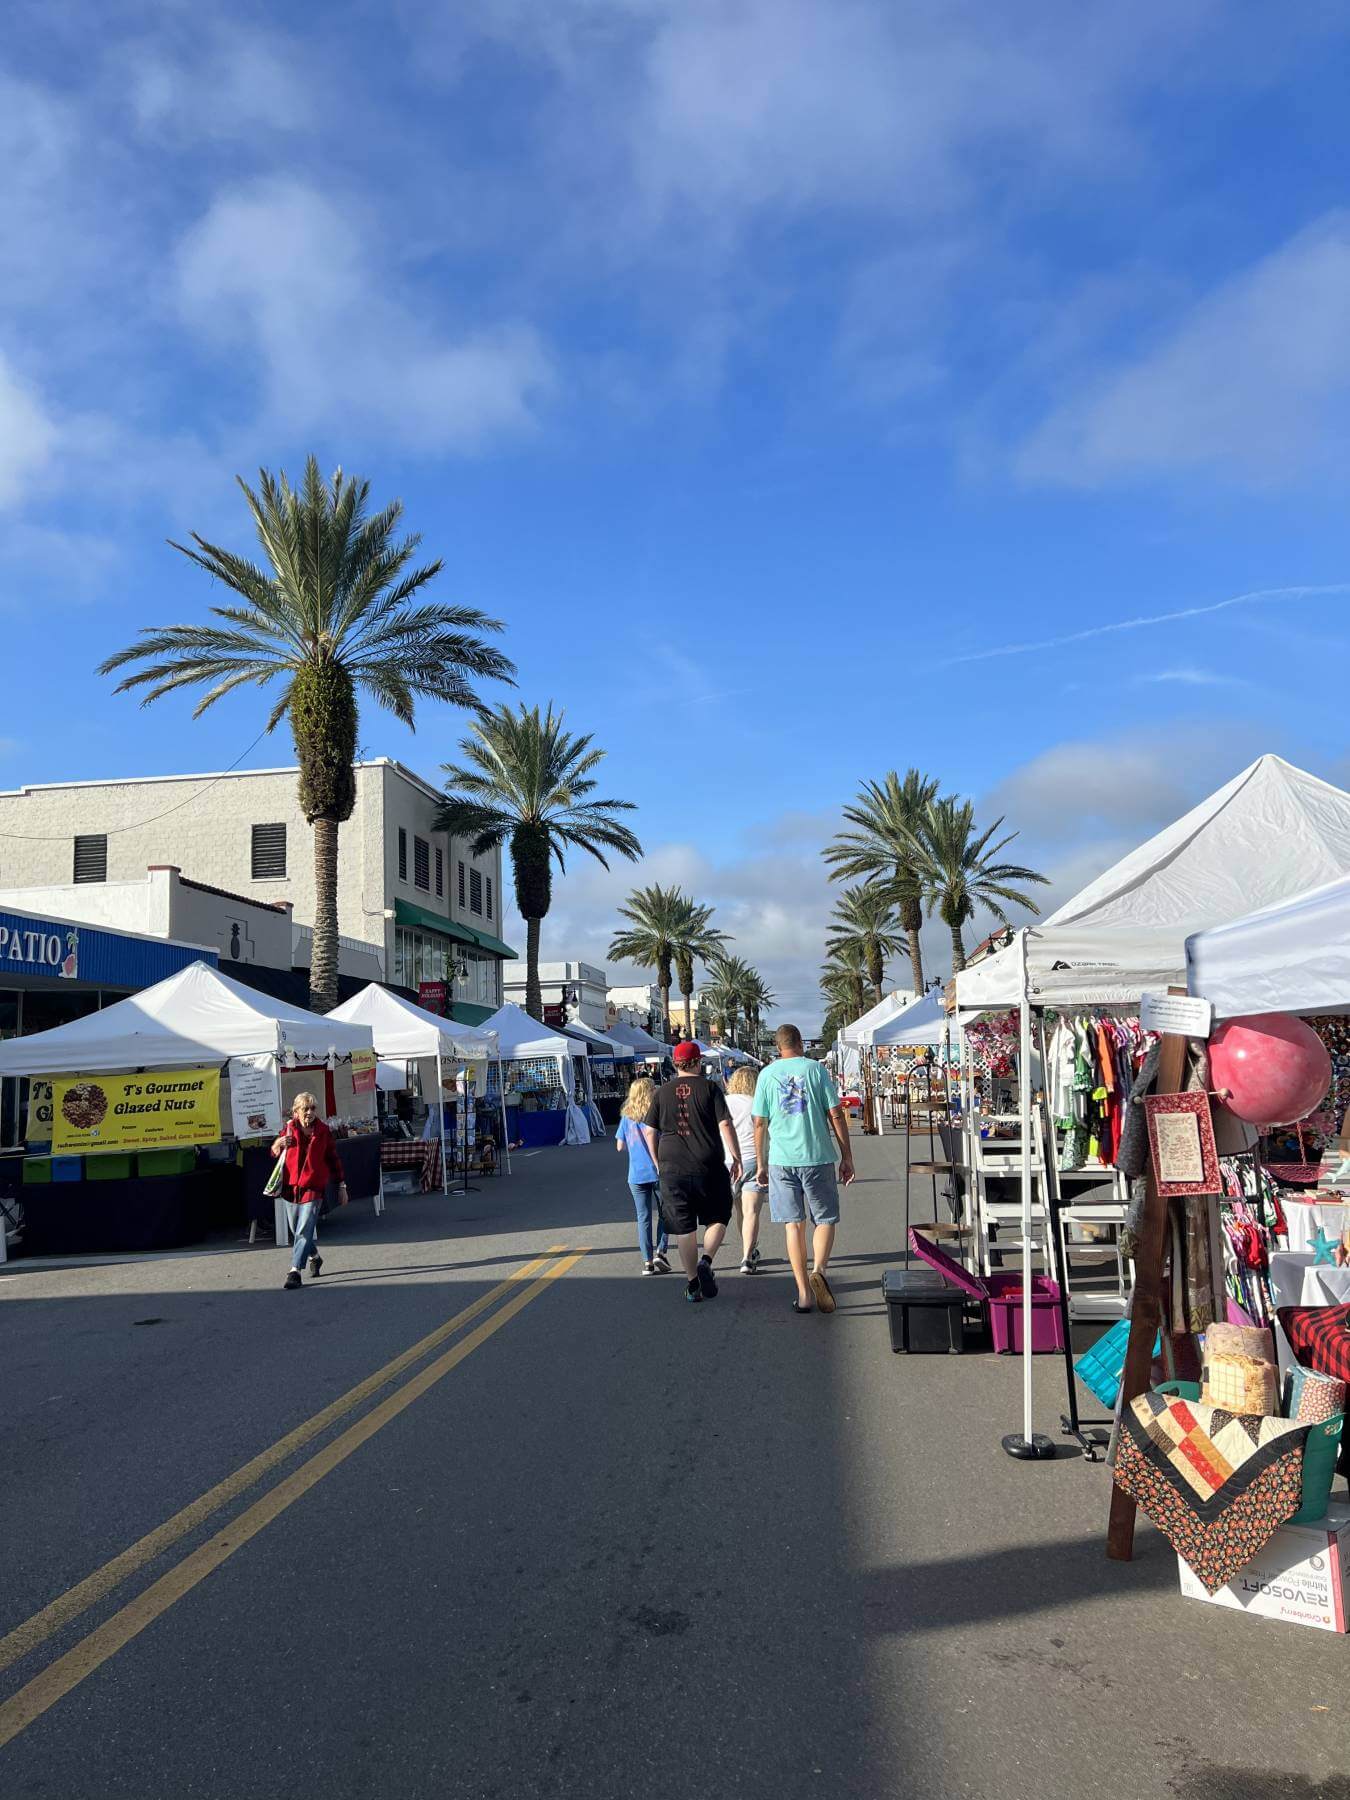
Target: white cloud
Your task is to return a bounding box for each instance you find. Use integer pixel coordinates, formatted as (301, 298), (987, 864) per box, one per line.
(0, 353), (59, 508)
(123, 26), (316, 140)
(1135, 667), (1251, 690)
(1017, 213), (1350, 488)
(175, 178), (554, 452)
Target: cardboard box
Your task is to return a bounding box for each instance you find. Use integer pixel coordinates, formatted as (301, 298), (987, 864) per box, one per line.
(1177, 1500), (1350, 1632)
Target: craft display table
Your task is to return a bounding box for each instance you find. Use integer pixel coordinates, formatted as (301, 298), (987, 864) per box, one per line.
(1282, 1195), (1350, 1256)
(380, 1139), (443, 1192)
(1268, 1248), (1350, 1312)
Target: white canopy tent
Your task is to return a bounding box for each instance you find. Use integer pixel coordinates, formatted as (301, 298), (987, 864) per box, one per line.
(0, 961), (378, 1256)
(329, 984), (508, 1190)
(606, 1022), (669, 1060)
(476, 1002), (594, 1144)
(562, 1021), (632, 1056)
(837, 990), (918, 1046)
(870, 988), (952, 1049)
(957, 756), (1350, 1014)
(1186, 871), (1350, 1021)
(0, 959), (375, 1075)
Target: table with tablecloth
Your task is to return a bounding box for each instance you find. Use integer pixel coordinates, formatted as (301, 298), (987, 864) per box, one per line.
(379, 1139), (444, 1192)
(1280, 1194), (1350, 1255)
(1268, 1249), (1350, 1312)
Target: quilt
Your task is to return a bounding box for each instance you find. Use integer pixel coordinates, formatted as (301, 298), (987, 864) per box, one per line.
(1113, 1392), (1308, 1594)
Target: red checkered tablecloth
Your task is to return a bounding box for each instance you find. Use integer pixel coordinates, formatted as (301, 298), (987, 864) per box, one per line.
(380, 1140), (444, 1192)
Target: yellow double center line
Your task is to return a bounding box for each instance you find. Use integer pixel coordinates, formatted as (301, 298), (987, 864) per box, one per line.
(0, 1245), (586, 1750)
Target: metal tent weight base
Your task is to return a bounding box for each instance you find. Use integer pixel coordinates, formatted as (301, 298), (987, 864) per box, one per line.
(1002, 1433), (1055, 1460)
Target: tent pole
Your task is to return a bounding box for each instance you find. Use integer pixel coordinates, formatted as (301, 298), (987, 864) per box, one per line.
(498, 1056), (511, 1174)
(273, 1056), (287, 1248)
(437, 1048), (449, 1197)
(1004, 927), (1052, 1461)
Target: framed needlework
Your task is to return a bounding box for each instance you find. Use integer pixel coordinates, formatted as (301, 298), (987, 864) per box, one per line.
(1145, 1091), (1220, 1197)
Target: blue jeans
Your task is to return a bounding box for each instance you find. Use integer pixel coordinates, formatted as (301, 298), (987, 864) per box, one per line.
(629, 1182), (668, 1262)
(286, 1198), (320, 1270)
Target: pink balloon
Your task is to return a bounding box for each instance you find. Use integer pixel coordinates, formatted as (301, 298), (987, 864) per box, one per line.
(1210, 1013), (1332, 1126)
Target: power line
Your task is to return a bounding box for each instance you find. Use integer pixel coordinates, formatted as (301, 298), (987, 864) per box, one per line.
(0, 728), (274, 842)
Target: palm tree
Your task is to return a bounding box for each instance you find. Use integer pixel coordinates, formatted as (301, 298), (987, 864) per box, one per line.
(825, 768), (940, 993)
(607, 883), (689, 1042)
(740, 968), (776, 1053)
(826, 883), (907, 1004)
(907, 796), (1049, 973)
(673, 897), (728, 1040)
(436, 704), (641, 1020)
(819, 953), (866, 1049)
(99, 457), (513, 1012)
(704, 951), (754, 1046)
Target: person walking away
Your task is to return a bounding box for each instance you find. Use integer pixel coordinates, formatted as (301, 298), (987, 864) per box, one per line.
(752, 1025), (854, 1314)
(616, 1076), (669, 1274)
(646, 1040), (742, 1303)
(271, 1092), (347, 1291)
(724, 1065), (764, 1274)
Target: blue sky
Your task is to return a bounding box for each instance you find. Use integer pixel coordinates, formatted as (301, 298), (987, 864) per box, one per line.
(3, 1), (1350, 1024)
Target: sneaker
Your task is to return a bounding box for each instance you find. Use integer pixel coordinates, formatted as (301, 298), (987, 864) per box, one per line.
(652, 1249), (670, 1273)
(308, 1253), (323, 1278)
(283, 1270), (302, 1290)
(749, 1245), (762, 1268)
(740, 1257), (753, 1274)
(696, 1256), (718, 1299)
(642, 1261), (655, 1276)
(684, 1280), (703, 1304)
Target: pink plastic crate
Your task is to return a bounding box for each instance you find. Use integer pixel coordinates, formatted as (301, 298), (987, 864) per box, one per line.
(909, 1229), (1064, 1354)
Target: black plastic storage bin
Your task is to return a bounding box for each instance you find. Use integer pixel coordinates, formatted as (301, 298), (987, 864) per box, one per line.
(881, 1267), (967, 1354)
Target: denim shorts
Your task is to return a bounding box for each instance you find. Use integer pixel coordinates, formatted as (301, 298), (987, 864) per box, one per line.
(768, 1164), (840, 1226)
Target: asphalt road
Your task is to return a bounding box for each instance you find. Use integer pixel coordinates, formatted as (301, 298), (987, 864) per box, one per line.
(2, 1135), (1349, 1800)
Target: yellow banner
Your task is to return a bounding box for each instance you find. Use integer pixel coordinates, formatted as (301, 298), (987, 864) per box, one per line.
(52, 1068), (221, 1155)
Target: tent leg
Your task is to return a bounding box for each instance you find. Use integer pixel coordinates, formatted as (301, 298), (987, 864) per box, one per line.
(498, 1058), (511, 1174)
(1003, 928), (1053, 1462)
(273, 1060), (287, 1247)
(437, 1049), (449, 1197)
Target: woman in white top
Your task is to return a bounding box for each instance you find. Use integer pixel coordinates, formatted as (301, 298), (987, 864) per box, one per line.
(724, 1066), (763, 1274)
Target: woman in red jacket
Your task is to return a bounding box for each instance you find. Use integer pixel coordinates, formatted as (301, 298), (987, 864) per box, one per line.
(270, 1092), (347, 1290)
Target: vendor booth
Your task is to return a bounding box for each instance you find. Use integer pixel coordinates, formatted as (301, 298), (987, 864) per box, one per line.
(948, 755), (1350, 1464)
(606, 1022), (669, 1064)
(477, 1003), (593, 1146)
(329, 984), (507, 1194)
(0, 961), (378, 1260)
(561, 1021), (643, 1128)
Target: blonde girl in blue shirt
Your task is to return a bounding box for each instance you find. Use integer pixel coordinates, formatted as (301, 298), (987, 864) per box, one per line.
(616, 1075), (669, 1274)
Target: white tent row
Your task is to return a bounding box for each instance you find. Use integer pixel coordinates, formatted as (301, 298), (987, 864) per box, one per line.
(606, 1022), (669, 1059)
(329, 983), (509, 1190)
(956, 756), (1350, 1014)
(0, 959), (375, 1075)
(870, 987), (952, 1049)
(476, 1002), (596, 1143)
(0, 961), (380, 1261)
(837, 990), (918, 1046)
(1186, 871), (1350, 1021)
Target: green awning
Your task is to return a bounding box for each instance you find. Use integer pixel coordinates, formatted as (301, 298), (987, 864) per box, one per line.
(394, 898), (517, 961)
(450, 1000), (496, 1026)
(464, 925), (518, 960)
(394, 898), (478, 945)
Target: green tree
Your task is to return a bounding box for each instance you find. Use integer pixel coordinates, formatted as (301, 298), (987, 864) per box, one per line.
(99, 457), (512, 1012)
(826, 882), (907, 1004)
(908, 796), (1049, 973)
(740, 967), (776, 1053)
(672, 898), (728, 1041)
(436, 704), (641, 1020)
(818, 952), (866, 1050)
(607, 883), (690, 1042)
(704, 951), (754, 1047)
(825, 768), (940, 993)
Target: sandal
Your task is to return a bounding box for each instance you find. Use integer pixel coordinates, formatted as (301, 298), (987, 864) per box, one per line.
(792, 1298), (814, 1313)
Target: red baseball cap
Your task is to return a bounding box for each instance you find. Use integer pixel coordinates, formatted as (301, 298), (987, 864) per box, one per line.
(672, 1040), (702, 1067)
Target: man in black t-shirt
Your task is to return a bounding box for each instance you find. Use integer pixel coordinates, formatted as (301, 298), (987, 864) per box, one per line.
(645, 1040), (743, 1302)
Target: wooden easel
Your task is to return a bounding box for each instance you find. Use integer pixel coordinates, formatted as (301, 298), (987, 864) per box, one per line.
(1106, 1007), (1190, 1560)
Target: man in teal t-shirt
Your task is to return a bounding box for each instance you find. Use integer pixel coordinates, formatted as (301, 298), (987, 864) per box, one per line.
(752, 1023), (853, 1315)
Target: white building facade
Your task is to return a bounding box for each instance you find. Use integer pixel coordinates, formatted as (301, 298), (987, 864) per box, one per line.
(503, 960), (611, 1029)
(0, 759), (513, 1024)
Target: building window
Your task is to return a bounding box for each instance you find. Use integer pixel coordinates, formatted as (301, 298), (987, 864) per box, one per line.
(470, 868), (483, 915)
(249, 823), (286, 881)
(398, 827), (408, 882)
(457, 860), (466, 908)
(73, 834), (108, 884)
(486, 875), (493, 919)
(435, 848), (443, 897)
(414, 835), (430, 892)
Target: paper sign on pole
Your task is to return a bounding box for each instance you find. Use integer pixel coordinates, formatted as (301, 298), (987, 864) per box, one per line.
(52, 1068), (221, 1154)
(1140, 991), (1213, 1039)
(229, 1053), (282, 1139)
(351, 1050), (377, 1095)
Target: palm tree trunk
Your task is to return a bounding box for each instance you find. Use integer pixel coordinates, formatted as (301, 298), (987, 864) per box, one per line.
(950, 924), (967, 974)
(868, 944), (884, 1004)
(906, 927), (924, 993)
(683, 990), (693, 1038)
(659, 977), (671, 1040)
(309, 816), (340, 1013)
(525, 915), (543, 1020)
